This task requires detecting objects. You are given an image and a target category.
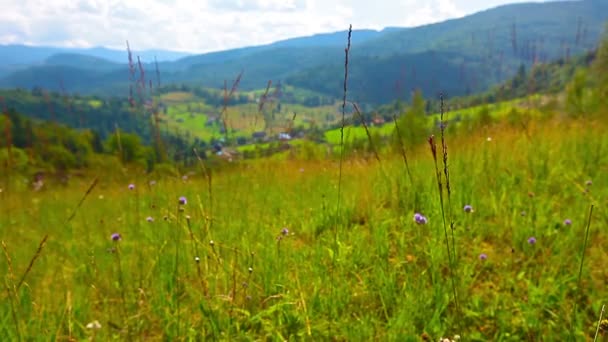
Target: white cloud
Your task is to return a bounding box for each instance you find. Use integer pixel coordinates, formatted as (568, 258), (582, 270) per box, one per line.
(0, 0), (545, 53)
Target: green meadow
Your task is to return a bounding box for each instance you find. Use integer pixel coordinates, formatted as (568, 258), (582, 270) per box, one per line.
(2, 17), (608, 342)
(1, 108), (607, 340)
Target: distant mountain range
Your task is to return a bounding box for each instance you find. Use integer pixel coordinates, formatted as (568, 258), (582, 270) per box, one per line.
(0, 45), (191, 77)
(0, 0), (606, 105)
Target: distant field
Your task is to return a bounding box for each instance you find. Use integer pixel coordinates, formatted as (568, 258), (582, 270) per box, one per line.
(156, 90), (342, 142)
(161, 91), (194, 103)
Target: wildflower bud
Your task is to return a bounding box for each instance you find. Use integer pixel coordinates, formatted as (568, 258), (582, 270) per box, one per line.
(248, 267), (253, 274)
(86, 320), (102, 329)
(194, 256), (200, 263)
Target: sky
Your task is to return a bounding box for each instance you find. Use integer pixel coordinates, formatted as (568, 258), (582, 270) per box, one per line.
(0, 0), (552, 53)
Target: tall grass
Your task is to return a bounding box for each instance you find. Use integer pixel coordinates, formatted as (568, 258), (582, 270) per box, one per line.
(0, 111), (606, 340)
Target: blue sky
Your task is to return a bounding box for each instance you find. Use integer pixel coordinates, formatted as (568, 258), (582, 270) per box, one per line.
(0, 0), (553, 53)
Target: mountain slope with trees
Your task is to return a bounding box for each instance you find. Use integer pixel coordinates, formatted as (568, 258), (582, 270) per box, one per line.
(0, 0), (607, 105)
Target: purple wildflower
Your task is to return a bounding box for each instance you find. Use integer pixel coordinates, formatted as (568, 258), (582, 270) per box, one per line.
(111, 233), (121, 241)
(128, 184), (135, 190)
(479, 253), (488, 261)
(527, 236), (537, 245)
(463, 205), (474, 213)
(563, 219), (572, 226)
(146, 216), (154, 222)
(178, 196), (187, 205)
(413, 213), (428, 225)
(281, 227), (289, 236)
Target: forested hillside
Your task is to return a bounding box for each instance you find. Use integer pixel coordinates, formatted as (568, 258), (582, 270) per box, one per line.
(1, 0), (606, 105)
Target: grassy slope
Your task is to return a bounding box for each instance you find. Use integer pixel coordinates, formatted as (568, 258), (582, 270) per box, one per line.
(1, 110), (606, 340)
(324, 95), (544, 144)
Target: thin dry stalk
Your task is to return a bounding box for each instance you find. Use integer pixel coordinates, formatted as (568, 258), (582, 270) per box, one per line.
(1, 96), (13, 168)
(126, 41), (136, 108)
(337, 24), (352, 220)
(428, 135), (462, 335)
(1, 241), (15, 279)
(220, 71), (244, 143)
(16, 234), (49, 291)
(593, 304), (605, 342)
(58, 80), (77, 125)
(136, 56), (146, 105)
(255, 80), (272, 129)
(570, 204), (594, 338)
(1, 97), (12, 223)
(114, 124), (124, 162)
(42, 91), (60, 144)
(231, 249), (237, 303)
(42, 91), (56, 125)
(193, 148), (213, 236)
(439, 94), (456, 261)
(174, 205), (182, 339)
(287, 112), (297, 136)
(1, 253), (21, 342)
(186, 217), (207, 296)
(66, 177), (99, 223)
(392, 114), (413, 185)
(152, 56), (166, 163)
(351, 102), (381, 164)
